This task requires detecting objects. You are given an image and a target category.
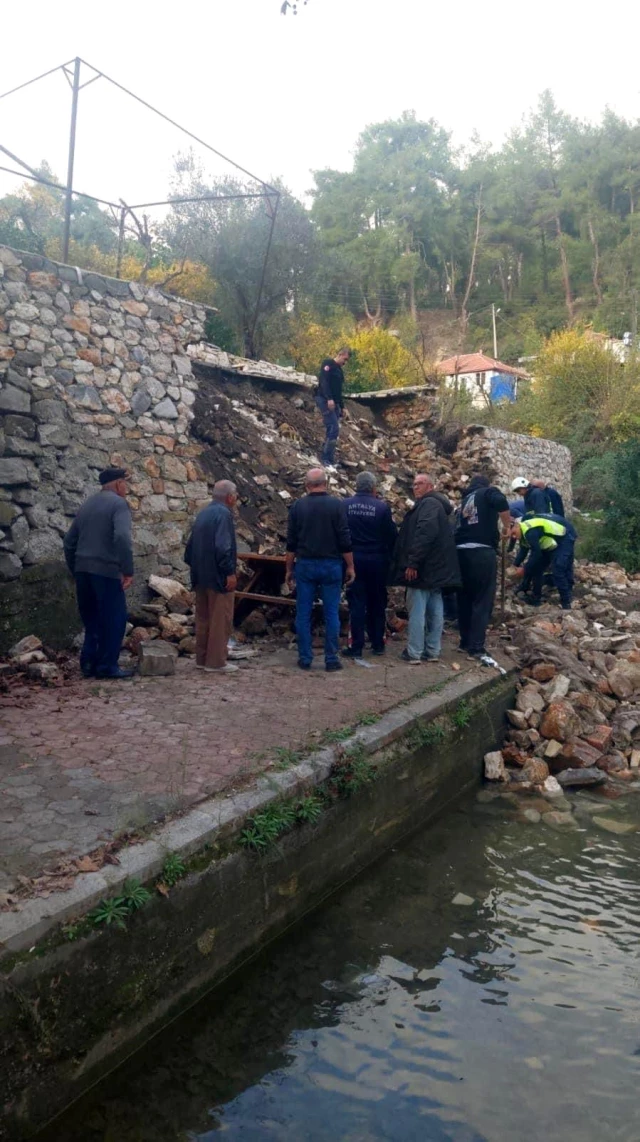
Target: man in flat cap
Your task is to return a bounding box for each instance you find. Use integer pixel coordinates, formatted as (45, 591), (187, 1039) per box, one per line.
(64, 467), (134, 679)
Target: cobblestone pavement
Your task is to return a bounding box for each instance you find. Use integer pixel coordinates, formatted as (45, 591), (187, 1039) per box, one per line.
(0, 635), (489, 890)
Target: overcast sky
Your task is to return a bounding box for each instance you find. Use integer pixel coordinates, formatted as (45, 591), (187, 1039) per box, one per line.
(1, 0), (639, 219)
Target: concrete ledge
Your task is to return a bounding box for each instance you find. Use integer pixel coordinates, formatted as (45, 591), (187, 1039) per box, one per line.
(0, 667), (514, 1141)
(0, 668), (508, 955)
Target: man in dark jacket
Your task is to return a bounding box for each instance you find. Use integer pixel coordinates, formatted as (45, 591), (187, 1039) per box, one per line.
(286, 468), (355, 671)
(342, 471), (398, 658)
(511, 477), (564, 517)
(316, 347), (350, 466)
(63, 467), (134, 680)
(455, 474), (511, 658)
(389, 474), (460, 664)
(184, 480), (239, 674)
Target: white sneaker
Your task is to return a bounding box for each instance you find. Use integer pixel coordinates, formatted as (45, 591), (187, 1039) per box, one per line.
(204, 663), (240, 673)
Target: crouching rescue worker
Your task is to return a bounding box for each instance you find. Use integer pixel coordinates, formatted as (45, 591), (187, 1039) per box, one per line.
(511, 513), (576, 610)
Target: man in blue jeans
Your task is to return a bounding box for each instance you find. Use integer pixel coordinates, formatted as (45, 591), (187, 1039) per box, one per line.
(316, 348), (350, 466)
(63, 467), (134, 679)
(285, 468), (355, 671)
(388, 474), (460, 664)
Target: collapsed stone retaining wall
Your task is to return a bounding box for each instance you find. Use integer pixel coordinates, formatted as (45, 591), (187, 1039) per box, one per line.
(0, 243), (573, 653)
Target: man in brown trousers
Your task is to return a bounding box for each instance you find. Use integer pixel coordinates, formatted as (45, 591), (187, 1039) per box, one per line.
(184, 480), (239, 673)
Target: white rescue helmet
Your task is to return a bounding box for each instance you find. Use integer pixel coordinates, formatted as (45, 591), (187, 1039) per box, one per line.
(511, 476), (530, 492)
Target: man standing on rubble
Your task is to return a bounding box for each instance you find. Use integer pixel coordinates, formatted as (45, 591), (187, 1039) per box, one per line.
(342, 471), (397, 658)
(184, 480), (239, 674)
(286, 468), (355, 671)
(63, 467), (134, 680)
(316, 347), (351, 467)
(455, 473), (512, 659)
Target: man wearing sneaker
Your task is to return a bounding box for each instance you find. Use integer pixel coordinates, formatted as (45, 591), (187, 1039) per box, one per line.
(389, 474), (460, 664)
(455, 474), (511, 658)
(286, 468), (355, 671)
(342, 471), (397, 659)
(63, 467), (135, 680)
(184, 480), (240, 674)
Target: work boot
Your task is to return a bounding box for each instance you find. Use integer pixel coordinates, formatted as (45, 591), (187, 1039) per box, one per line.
(523, 597), (541, 607)
(325, 660), (343, 672)
(341, 647), (363, 659)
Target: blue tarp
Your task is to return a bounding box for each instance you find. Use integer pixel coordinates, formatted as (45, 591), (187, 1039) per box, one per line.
(490, 372), (516, 402)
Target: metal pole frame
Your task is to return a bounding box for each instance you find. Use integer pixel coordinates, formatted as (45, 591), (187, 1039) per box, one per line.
(0, 57), (280, 356)
(62, 57), (81, 263)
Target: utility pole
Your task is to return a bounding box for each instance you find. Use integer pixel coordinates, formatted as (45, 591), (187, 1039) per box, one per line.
(492, 303), (498, 359)
(62, 57), (81, 264)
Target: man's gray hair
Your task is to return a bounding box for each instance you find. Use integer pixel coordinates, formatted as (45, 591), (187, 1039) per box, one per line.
(356, 470), (376, 493)
(212, 479), (237, 501)
(305, 467), (328, 489)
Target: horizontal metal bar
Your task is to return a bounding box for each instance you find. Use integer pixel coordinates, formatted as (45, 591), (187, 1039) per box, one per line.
(128, 192), (273, 209)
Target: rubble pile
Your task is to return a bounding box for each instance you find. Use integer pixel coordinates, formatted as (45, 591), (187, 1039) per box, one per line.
(485, 560), (640, 807)
(0, 634), (74, 693)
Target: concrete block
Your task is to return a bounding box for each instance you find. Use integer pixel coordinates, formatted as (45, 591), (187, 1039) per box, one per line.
(138, 641), (177, 676)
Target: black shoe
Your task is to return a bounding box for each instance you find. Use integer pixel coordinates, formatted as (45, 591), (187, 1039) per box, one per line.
(523, 597), (541, 607)
(372, 647), (385, 656)
(96, 668), (135, 680)
(561, 603), (572, 610)
(341, 647), (364, 659)
(81, 666), (96, 679)
(458, 642), (468, 652)
(467, 649), (486, 659)
(421, 654), (441, 662)
(298, 659), (311, 670)
(325, 660), (343, 672)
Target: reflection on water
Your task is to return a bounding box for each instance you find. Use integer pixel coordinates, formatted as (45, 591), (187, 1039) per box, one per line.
(43, 789), (640, 1142)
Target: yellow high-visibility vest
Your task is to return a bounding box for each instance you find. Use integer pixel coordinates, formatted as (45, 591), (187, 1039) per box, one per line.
(520, 516), (566, 553)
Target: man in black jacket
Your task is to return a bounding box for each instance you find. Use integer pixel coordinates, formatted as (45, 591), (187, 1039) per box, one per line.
(389, 474), (460, 664)
(456, 474), (511, 658)
(316, 347), (350, 466)
(184, 480), (239, 674)
(63, 467), (134, 680)
(286, 468), (355, 671)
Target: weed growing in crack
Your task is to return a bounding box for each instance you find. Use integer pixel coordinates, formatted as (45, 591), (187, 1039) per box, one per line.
(407, 719), (446, 751)
(160, 853), (186, 887)
(89, 878), (152, 931)
(329, 744), (377, 796)
(295, 794), (324, 823)
(356, 711), (381, 726)
(452, 700), (472, 729)
(273, 747), (304, 770)
(323, 726), (356, 744)
(90, 897), (130, 931)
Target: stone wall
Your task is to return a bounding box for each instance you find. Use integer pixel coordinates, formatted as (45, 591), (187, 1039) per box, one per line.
(0, 245), (209, 650)
(454, 425), (573, 512)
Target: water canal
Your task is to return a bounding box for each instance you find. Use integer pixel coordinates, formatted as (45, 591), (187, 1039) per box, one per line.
(42, 785), (640, 1142)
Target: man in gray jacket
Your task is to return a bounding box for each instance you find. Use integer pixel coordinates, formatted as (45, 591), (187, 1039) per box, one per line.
(184, 480), (239, 674)
(63, 467), (134, 679)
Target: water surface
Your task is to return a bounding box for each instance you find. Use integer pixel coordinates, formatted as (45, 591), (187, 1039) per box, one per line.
(45, 787), (640, 1142)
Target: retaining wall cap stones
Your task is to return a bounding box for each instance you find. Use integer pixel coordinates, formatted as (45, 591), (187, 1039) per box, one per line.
(0, 667), (513, 955)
